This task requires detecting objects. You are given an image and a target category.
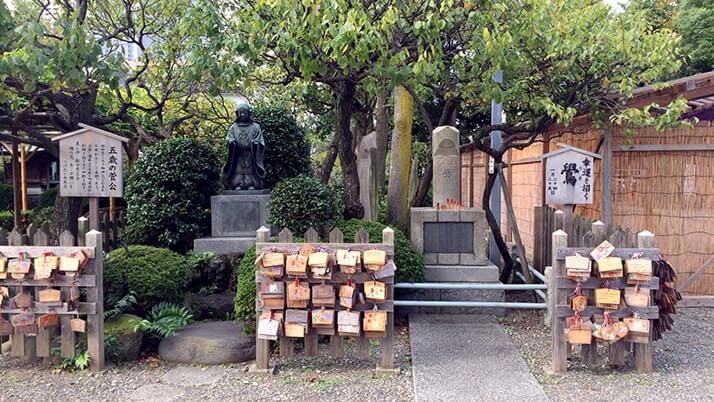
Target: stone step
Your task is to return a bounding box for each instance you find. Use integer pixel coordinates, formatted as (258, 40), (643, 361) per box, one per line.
(424, 264), (500, 283)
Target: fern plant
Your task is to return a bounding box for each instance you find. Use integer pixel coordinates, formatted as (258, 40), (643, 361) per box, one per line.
(52, 338), (91, 371)
(104, 291), (138, 320)
(132, 302), (193, 338)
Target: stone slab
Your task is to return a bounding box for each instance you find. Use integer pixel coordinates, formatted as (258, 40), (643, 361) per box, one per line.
(158, 321), (255, 365)
(438, 288), (505, 315)
(162, 366), (225, 386)
(410, 314), (548, 402)
(211, 193), (270, 237)
(424, 264), (500, 282)
(193, 237), (255, 255)
(130, 384), (186, 402)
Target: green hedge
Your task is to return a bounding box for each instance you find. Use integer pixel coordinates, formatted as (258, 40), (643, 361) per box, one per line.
(124, 137), (220, 252)
(234, 246), (257, 325)
(0, 183), (12, 210)
(253, 104), (312, 189)
(104, 245), (191, 313)
(267, 175), (340, 234)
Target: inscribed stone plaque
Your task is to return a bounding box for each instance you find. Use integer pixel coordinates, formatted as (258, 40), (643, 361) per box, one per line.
(53, 125), (127, 198)
(423, 222), (474, 253)
(222, 201), (259, 233)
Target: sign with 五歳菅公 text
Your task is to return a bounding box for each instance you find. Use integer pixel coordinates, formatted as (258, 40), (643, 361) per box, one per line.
(52, 124), (128, 198)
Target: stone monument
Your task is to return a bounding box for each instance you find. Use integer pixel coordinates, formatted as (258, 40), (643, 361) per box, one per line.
(357, 132), (378, 221)
(194, 104), (271, 255)
(406, 125), (503, 315)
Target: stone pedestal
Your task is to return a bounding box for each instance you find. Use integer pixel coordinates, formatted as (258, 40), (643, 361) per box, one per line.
(404, 206), (504, 316)
(193, 191), (270, 255)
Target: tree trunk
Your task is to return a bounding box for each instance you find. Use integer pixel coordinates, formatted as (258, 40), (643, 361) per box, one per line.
(318, 132), (339, 184)
(386, 86), (413, 232)
(374, 91), (389, 196)
(50, 196), (83, 244)
(333, 81), (363, 220)
(482, 158), (515, 283)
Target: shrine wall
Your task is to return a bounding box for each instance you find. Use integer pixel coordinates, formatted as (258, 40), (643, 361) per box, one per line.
(460, 121), (714, 295)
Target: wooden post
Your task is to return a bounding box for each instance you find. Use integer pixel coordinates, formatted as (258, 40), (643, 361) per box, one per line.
(580, 221), (606, 367)
(498, 166), (532, 282)
(88, 198), (99, 231)
(59, 230), (76, 358)
(277, 228), (295, 358)
(563, 205), (574, 246)
(554, 209), (564, 231)
(551, 229), (568, 373)
(11, 140), (21, 229)
(600, 127), (613, 225)
(109, 197), (115, 222)
(20, 144), (27, 211)
(328, 227), (345, 358)
(635, 230), (655, 373)
(85, 230), (105, 372)
(355, 229), (370, 360)
(544, 266), (552, 327)
(77, 216), (89, 247)
(534, 206), (544, 271)
(378, 227), (397, 373)
(303, 228), (320, 356)
(254, 226), (271, 372)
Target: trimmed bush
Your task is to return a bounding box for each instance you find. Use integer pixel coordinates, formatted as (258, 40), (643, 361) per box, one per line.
(338, 219), (425, 283)
(124, 137), (220, 252)
(0, 183), (12, 210)
(0, 210), (13, 231)
(253, 104), (312, 188)
(234, 246), (257, 326)
(38, 187), (58, 209)
(104, 245), (191, 313)
(267, 175), (340, 234)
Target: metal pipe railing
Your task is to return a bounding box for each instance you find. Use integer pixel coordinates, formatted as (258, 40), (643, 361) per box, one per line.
(514, 271), (547, 301)
(528, 265), (546, 282)
(394, 282), (546, 290)
(393, 300), (546, 309)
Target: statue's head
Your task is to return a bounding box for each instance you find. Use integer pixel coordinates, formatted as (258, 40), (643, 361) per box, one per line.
(234, 103), (253, 124)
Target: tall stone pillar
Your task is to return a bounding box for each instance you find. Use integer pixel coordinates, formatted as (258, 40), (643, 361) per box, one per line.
(432, 126), (460, 207)
(357, 132), (378, 221)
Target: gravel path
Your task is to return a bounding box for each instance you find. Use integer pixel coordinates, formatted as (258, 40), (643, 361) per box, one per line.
(500, 300), (714, 402)
(0, 325), (414, 402)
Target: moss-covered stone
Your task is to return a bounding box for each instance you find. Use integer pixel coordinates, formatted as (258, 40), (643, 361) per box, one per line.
(105, 313), (144, 361)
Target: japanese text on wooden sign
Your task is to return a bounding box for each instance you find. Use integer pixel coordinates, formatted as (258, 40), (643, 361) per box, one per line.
(53, 125), (127, 198)
(544, 147), (597, 205)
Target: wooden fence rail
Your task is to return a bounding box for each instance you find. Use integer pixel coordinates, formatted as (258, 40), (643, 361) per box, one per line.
(0, 227), (104, 371)
(548, 229), (657, 374)
(253, 225), (397, 374)
(534, 205), (643, 272)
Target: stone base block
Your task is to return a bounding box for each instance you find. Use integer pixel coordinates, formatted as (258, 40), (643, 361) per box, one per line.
(424, 264), (500, 282)
(211, 192), (270, 237)
(193, 237), (254, 255)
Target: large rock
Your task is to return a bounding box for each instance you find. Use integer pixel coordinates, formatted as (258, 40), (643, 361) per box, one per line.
(158, 320), (255, 365)
(105, 313), (144, 361)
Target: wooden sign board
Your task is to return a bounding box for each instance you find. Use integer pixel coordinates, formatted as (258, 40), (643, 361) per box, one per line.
(543, 145), (600, 205)
(52, 124), (128, 198)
